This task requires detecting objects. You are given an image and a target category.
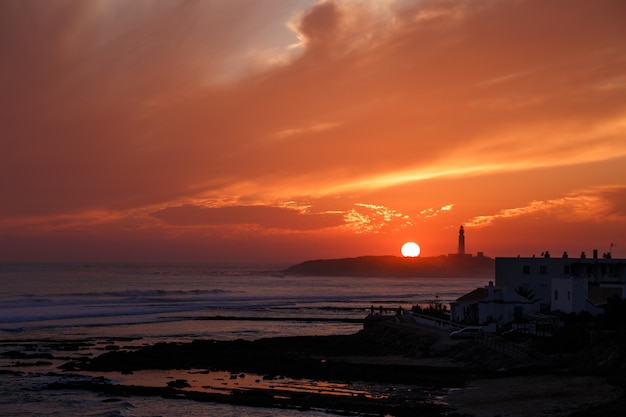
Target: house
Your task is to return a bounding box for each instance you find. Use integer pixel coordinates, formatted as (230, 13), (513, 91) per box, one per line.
(551, 276), (594, 314)
(450, 281), (538, 326)
(495, 251), (626, 314)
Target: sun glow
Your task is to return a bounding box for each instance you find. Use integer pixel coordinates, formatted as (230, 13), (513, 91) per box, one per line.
(401, 241), (421, 257)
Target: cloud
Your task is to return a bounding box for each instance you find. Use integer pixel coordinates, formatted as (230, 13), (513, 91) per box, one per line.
(273, 121), (342, 140)
(297, 1), (341, 48)
(150, 204), (343, 231)
(466, 186), (626, 227)
(344, 203), (405, 234)
(342, 201), (457, 234)
(590, 186), (626, 221)
(419, 204), (454, 219)
(344, 202), (445, 234)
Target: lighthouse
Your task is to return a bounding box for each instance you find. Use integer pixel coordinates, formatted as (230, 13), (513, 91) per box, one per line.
(458, 225), (465, 255)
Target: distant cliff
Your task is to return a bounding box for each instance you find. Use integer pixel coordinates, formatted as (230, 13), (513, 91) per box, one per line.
(284, 255), (494, 278)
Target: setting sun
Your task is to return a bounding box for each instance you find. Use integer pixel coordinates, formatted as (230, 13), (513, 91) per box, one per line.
(401, 242), (421, 257)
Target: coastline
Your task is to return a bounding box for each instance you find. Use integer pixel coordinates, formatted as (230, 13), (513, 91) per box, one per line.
(2, 263), (624, 416)
(284, 255), (494, 278)
(42, 325), (625, 417)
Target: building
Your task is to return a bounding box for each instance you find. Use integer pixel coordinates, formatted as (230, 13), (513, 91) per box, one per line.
(450, 281), (538, 326)
(450, 248), (625, 326)
(551, 276), (606, 314)
(495, 250), (626, 314)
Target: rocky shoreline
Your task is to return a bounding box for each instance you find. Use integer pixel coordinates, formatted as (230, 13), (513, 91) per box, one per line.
(41, 321), (626, 417)
(46, 377), (448, 417)
(54, 333), (471, 416)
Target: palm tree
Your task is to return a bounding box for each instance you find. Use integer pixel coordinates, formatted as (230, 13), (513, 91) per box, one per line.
(515, 285), (539, 303)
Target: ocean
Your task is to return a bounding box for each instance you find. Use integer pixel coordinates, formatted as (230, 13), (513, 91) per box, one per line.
(0, 262), (488, 416)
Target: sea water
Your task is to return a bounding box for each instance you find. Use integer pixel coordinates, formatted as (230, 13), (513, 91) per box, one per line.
(0, 263), (488, 416)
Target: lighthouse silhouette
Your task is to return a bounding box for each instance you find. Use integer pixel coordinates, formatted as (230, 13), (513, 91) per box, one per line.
(458, 225), (465, 255)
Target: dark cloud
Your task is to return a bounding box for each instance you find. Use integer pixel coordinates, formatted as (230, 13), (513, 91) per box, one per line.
(150, 204), (344, 231)
(598, 186), (626, 220)
(298, 1), (340, 48)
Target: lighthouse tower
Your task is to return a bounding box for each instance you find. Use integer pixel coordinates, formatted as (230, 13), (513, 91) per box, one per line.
(458, 225), (465, 255)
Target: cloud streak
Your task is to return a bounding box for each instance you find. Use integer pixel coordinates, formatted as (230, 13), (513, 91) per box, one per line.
(466, 186), (626, 228)
(151, 204), (343, 231)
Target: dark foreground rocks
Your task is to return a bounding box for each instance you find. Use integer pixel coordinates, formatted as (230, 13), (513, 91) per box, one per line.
(53, 329), (626, 417)
(55, 333), (477, 416)
(62, 333), (476, 386)
(47, 379), (448, 417)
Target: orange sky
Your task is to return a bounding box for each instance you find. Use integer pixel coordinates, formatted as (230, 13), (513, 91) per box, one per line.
(1, 0), (625, 264)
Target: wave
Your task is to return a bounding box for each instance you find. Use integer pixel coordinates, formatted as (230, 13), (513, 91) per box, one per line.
(39, 288), (236, 299)
(0, 266), (486, 341)
(0, 287), (467, 327)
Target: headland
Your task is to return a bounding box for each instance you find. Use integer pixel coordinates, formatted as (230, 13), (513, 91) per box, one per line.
(284, 254), (494, 277)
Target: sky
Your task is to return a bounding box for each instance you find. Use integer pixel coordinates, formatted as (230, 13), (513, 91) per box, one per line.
(1, 0), (625, 264)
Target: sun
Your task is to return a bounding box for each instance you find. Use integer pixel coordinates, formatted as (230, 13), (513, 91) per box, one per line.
(401, 241), (421, 257)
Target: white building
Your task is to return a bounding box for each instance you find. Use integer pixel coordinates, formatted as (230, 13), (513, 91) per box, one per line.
(551, 276), (601, 314)
(450, 281), (539, 326)
(495, 250), (625, 314)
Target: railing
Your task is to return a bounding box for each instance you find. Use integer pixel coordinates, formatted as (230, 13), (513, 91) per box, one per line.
(411, 313), (463, 331)
(367, 312), (551, 363)
(476, 333), (548, 362)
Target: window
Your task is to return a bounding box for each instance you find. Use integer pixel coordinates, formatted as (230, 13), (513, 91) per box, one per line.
(523, 265), (530, 274)
(554, 290), (559, 301)
(540, 265), (547, 274)
(563, 265), (570, 274)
